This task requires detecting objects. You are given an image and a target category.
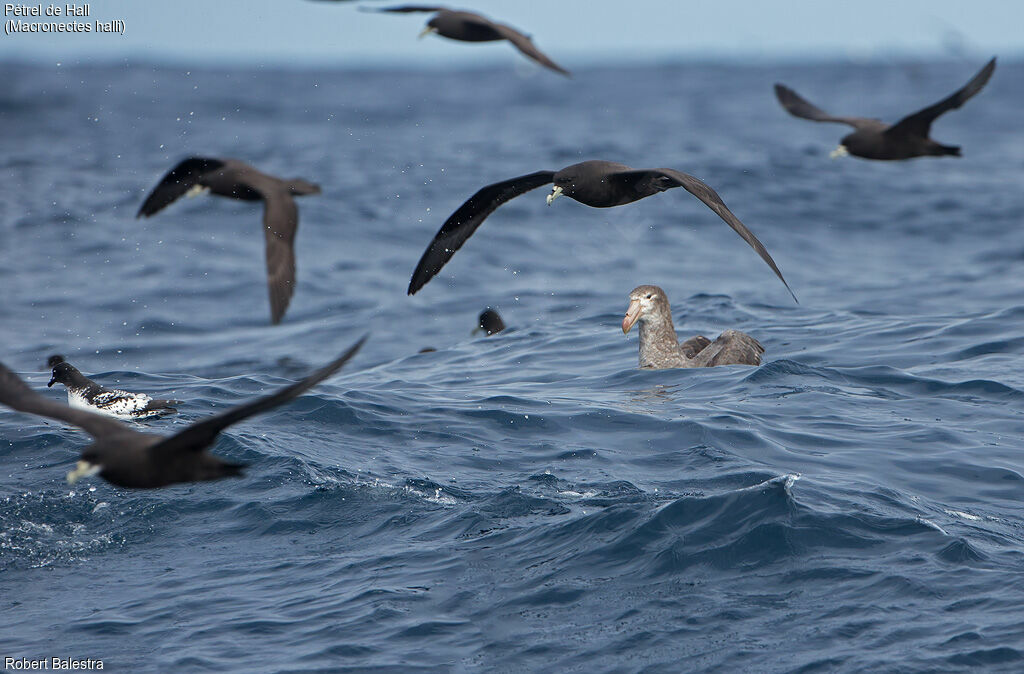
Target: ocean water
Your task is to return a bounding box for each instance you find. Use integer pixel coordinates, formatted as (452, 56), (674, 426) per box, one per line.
(2, 58), (1024, 671)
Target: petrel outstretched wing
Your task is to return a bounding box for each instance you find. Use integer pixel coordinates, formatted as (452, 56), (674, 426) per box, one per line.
(137, 157), (226, 217)
(885, 57), (996, 140)
(150, 336), (366, 456)
(492, 23), (570, 76)
(261, 189), (299, 325)
(614, 168), (798, 303)
(774, 84), (882, 130)
(408, 171), (556, 294)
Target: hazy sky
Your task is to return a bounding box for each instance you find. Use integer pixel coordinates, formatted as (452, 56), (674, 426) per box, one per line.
(2, 0), (1022, 66)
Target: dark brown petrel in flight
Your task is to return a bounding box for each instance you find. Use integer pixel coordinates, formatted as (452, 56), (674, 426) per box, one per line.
(774, 58), (996, 160)
(368, 5), (570, 76)
(407, 160), (796, 302)
(137, 157), (321, 325)
(0, 337), (365, 489)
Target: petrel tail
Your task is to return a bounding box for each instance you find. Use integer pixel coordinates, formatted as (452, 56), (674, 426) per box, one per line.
(146, 399), (182, 415)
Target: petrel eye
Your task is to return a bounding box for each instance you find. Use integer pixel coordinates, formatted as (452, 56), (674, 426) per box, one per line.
(646, 294), (652, 299)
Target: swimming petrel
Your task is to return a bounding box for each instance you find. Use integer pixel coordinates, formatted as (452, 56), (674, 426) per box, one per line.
(0, 337), (365, 489)
(407, 160), (795, 301)
(47, 355), (180, 420)
(368, 5), (570, 76)
(622, 285), (763, 369)
(473, 308), (505, 336)
(774, 58), (996, 160)
(137, 157), (321, 325)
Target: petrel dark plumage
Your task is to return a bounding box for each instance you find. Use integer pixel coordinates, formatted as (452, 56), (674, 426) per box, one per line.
(0, 338), (365, 489)
(621, 285), (763, 369)
(137, 157), (321, 324)
(408, 160), (795, 301)
(368, 5), (570, 76)
(473, 308), (506, 336)
(46, 355), (180, 420)
(775, 58), (996, 160)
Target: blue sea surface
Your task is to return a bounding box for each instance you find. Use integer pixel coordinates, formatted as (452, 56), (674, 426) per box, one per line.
(2, 58), (1024, 671)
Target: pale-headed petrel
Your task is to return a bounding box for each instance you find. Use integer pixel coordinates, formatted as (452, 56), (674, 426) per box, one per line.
(622, 285), (763, 369)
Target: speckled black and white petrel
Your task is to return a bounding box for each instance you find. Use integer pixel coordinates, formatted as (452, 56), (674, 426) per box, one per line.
(774, 58), (996, 160)
(47, 355), (180, 420)
(0, 338), (366, 489)
(367, 6), (570, 76)
(137, 157), (321, 325)
(408, 160), (795, 302)
(621, 285), (763, 369)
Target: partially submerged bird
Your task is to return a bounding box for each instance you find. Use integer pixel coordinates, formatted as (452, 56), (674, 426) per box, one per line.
(369, 5), (570, 77)
(137, 157), (321, 324)
(622, 285), (763, 369)
(408, 160), (795, 301)
(774, 58), (996, 160)
(0, 338), (365, 489)
(473, 308), (506, 336)
(47, 355), (180, 420)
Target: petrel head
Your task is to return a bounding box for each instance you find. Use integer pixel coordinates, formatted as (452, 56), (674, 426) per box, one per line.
(47, 356), (74, 388)
(622, 285), (669, 334)
(473, 308), (506, 336)
(549, 168), (581, 205)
